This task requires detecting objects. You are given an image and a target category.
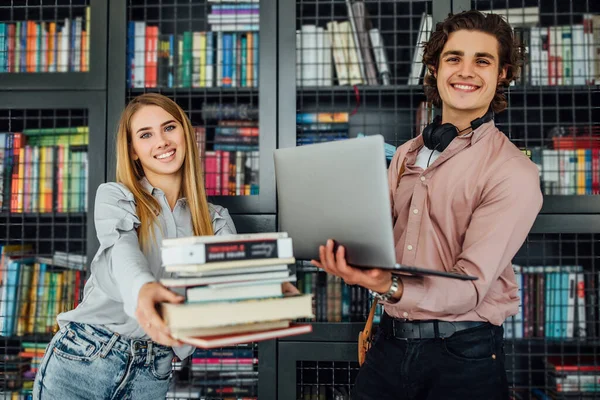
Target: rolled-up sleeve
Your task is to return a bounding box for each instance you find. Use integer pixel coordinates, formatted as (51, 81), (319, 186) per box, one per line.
(385, 156), (543, 315)
(92, 183), (157, 318)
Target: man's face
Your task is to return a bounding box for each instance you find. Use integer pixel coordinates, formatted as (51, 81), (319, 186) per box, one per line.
(435, 30), (506, 116)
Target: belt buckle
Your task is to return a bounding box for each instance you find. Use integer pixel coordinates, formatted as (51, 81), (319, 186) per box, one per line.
(439, 321), (457, 339)
(392, 320), (409, 341)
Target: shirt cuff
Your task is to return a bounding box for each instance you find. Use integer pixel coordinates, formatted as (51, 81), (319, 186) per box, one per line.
(125, 273), (158, 318)
(383, 275), (425, 311)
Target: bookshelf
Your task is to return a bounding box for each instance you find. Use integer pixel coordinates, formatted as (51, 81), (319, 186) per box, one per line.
(0, 0), (107, 90)
(0, 0), (599, 399)
(277, 0), (600, 399)
(106, 0), (280, 398)
(107, 0), (278, 215)
(0, 90), (106, 397)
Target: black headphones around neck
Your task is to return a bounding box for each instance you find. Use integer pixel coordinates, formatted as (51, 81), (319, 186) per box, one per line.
(422, 110), (494, 153)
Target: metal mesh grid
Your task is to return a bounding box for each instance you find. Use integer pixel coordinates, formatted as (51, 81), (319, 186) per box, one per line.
(126, 1), (261, 398)
(168, 343), (259, 400)
(504, 232), (600, 399)
(126, 0), (260, 197)
(296, 360), (360, 399)
(0, 107), (89, 399)
(296, 0), (432, 150)
(294, 0), (600, 399)
(0, 0), (91, 73)
(295, 234), (600, 399)
(296, 0), (600, 194)
(468, 1), (600, 195)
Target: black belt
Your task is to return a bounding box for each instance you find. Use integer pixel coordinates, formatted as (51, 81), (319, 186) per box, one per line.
(381, 313), (488, 339)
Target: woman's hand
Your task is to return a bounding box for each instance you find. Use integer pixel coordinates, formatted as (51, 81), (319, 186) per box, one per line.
(311, 239), (394, 294)
(282, 281), (301, 295)
(136, 282), (185, 347)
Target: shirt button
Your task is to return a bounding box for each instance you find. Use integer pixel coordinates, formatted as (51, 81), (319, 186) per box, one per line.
(403, 312), (409, 318)
(407, 245), (413, 251)
(420, 176), (426, 182)
(413, 209), (419, 214)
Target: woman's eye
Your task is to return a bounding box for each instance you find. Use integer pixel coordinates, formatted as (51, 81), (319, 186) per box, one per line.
(165, 125), (176, 132)
(140, 132), (151, 139)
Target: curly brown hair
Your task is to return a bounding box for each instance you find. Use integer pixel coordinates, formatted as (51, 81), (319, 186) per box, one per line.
(422, 10), (526, 113)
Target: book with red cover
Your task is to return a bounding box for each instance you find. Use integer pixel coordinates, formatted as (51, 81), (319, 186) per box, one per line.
(178, 324), (312, 349)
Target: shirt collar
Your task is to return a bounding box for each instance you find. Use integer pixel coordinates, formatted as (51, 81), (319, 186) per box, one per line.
(139, 177), (188, 206)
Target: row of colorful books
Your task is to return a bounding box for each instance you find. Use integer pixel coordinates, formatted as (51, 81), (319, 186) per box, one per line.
(159, 232), (313, 349)
(127, 22), (259, 89)
(0, 128), (89, 213)
(0, 341), (48, 398)
(0, 9), (91, 74)
(296, 266), (383, 324)
(296, 112), (350, 146)
(532, 146), (600, 196)
(504, 265), (596, 340)
(0, 244), (86, 337)
(204, 149), (259, 196)
(168, 347), (258, 399)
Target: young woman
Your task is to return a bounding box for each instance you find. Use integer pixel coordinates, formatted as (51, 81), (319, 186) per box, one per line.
(33, 93), (297, 399)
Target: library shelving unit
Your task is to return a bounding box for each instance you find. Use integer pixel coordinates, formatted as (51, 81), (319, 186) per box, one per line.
(0, 1), (108, 397)
(2, 0), (600, 399)
(105, 0), (279, 398)
(0, 91), (106, 396)
(275, 0), (600, 399)
(0, 1), (107, 90)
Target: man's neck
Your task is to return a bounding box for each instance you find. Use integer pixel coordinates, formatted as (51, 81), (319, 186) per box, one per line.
(441, 106), (490, 136)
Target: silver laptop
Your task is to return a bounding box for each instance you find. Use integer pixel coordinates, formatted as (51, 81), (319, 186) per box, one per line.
(273, 135), (477, 281)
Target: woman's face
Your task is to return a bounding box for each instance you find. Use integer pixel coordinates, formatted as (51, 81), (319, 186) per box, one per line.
(129, 105), (187, 181)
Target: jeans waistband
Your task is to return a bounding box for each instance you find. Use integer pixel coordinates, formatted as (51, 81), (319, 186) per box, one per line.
(65, 322), (172, 356)
(380, 313), (488, 339)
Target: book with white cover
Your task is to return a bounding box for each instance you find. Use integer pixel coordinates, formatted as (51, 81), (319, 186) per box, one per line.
(164, 257), (296, 273)
(407, 13), (432, 85)
(171, 320), (290, 340)
(186, 280), (289, 302)
(171, 264), (289, 277)
(161, 237), (293, 265)
(369, 28), (390, 85)
(161, 294), (313, 329)
(161, 268), (291, 287)
(162, 232), (288, 247)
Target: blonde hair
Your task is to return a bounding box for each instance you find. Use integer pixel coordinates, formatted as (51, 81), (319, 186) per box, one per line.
(115, 93), (214, 251)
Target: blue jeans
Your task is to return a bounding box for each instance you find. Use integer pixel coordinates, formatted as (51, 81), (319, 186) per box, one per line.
(33, 322), (173, 400)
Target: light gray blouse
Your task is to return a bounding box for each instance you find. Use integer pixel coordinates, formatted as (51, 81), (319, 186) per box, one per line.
(57, 177), (237, 359)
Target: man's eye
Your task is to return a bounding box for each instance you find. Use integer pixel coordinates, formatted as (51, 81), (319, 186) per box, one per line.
(446, 57), (459, 62)
(165, 125), (176, 132)
(477, 59), (490, 65)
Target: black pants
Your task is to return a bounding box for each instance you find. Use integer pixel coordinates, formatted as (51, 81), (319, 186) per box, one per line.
(352, 321), (509, 400)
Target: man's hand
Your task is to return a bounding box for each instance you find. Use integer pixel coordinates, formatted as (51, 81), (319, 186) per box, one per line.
(135, 282), (185, 347)
(310, 239), (397, 295)
(282, 281), (301, 295)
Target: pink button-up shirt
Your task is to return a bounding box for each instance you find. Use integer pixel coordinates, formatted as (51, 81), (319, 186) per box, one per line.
(383, 120), (543, 326)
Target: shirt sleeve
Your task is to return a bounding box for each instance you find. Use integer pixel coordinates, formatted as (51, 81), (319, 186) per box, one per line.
(91, 183), (157, 319)
(210, 204), (237, 236)
(384, 156), (543, 315)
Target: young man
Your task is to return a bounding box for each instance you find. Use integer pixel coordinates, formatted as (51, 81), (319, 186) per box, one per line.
(312, 10), (543, 400)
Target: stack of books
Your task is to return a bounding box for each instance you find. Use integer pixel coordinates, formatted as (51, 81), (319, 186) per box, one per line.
(159, 232), (313, 348)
